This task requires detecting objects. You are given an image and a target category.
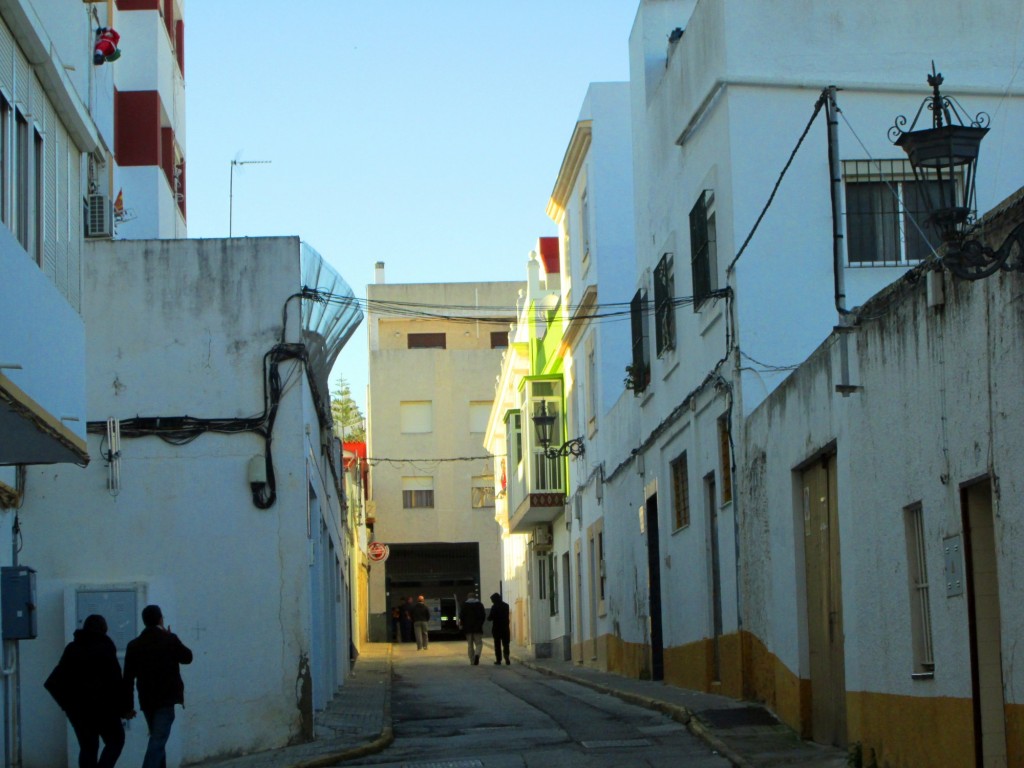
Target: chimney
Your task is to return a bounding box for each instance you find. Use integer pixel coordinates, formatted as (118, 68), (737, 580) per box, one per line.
(375, 261), (386, 284)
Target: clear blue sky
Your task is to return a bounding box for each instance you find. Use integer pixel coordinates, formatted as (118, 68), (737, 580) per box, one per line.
(185, 2), (639, 413)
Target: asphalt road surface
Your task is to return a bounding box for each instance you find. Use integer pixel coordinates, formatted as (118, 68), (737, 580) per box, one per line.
(345, 640), (731, 768)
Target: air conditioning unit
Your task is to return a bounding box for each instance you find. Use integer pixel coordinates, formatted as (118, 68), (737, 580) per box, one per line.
(85, 194), (112, 238)
(533, 524), (552, 551)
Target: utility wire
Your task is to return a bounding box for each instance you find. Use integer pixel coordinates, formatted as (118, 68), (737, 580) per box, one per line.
(727, 91), (827, 273)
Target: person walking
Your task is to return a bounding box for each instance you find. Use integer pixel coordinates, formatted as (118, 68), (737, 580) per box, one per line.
(488, 592), (511, 665)
(123, 605), (193, 768)
(44, 614), (127, 768)
(458, 592), (486, 665)
(400, 596), (415, 643)
(411, 595), (431, 650)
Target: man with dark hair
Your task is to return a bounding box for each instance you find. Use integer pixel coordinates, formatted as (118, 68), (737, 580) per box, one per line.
(488, 592), (511, 666)
(45, 614), (127, 768)
(458, 592), (486, 665)
(123, 605), (193, 768)
(411, 595), (431, 650)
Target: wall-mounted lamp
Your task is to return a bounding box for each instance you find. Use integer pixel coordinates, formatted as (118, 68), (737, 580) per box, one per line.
(531, 400), (584, 459)
(890, 63), (1023, 279)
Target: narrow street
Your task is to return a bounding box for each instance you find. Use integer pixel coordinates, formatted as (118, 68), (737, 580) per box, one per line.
(346, 641), (730, 768)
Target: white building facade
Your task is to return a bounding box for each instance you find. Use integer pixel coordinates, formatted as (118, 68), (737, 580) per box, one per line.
(366, 274), (520, 641)
(612, 0), (1024, 698)
(740, 193), (1024, 766)
(18, 237), (362, 766)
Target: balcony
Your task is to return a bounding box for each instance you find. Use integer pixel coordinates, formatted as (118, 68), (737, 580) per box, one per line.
(508, 449), (566, 533)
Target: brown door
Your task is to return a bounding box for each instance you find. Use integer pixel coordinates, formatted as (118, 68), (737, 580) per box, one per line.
(802, 453), (847, 747)
(962, 480), (1008, 768)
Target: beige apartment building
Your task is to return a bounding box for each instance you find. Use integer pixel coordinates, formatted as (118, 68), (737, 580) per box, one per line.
(366, 267), (522, 641)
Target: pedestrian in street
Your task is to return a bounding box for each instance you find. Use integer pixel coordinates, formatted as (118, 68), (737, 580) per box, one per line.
(123, 605), (194, 768)
(401, 596), (415, 642)
(488, 592), (511, 665)
(458, 592), (486, 665)
(411, 595), (431, 650)
(390, 604), (401, 642)
(44, 614), (128, 768)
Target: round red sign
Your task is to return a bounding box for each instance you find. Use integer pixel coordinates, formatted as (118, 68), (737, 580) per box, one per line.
(367, 542), (389, 562)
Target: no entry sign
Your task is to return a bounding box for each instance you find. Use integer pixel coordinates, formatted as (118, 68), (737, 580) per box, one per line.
(367, 542), (390, 562)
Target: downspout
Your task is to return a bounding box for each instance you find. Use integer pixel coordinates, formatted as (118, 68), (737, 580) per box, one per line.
(3, 513), (21, 768)
(826, 86), (860, 396)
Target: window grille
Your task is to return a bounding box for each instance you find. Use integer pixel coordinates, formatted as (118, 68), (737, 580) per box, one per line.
(671, 452), (690, 530)
(689, 190), (717, 307)
(904, 502), (935, 674)
(844, 159), (945, 266)
(654, 253), (675, 355)
(629, 289), (651, 393)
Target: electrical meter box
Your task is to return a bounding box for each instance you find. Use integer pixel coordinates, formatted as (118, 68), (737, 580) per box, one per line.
(1, 566), (37, 640)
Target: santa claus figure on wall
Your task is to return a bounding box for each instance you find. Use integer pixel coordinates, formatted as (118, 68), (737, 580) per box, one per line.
(93, 27), (121, 65)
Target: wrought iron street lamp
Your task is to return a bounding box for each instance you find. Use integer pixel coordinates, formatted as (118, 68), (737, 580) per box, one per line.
(531, 400), (584, 459)
(890, 63), (1022, 279)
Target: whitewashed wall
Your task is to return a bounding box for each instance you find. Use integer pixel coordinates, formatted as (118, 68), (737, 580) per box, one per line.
(742, 244), (1024, 712)
(18, 237), (347, 766)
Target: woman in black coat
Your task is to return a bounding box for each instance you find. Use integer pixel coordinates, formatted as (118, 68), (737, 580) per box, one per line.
(44, 614), (127, 768)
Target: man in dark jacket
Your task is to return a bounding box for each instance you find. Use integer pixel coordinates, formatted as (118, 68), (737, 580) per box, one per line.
(488, 592), (511, 665)
(458, 592), (487, 665)
(411, 595), (431, 650)
(44, 614), (126, 768)
(123, 605), (193, 768)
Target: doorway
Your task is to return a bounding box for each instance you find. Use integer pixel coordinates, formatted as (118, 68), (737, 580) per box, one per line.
(801, 453), (847, 747)
(645, 492), (664, 681)
(962, 479), (1007, 767)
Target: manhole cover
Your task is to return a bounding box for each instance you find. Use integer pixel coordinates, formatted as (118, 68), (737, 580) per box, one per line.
(697, 707), (779, 729)
(581, 738), (653, 749)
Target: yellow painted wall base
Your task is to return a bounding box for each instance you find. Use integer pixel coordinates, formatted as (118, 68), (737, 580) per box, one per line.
(741, 630), (810, 737)
(569, 630), (1024, 767)
(846, 691), (975, 767)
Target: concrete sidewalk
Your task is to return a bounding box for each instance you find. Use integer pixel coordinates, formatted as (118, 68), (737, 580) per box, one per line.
(193, 641), (848, 768)
(514, 647), (849, 768)
(191, 644), (392, 768)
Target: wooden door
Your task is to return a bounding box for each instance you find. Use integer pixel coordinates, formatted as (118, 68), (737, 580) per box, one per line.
(802, 454), (847, 747)
(963, 481), (1007, 768)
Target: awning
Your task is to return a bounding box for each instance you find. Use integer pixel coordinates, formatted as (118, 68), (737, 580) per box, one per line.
(0, 372), (89, 466)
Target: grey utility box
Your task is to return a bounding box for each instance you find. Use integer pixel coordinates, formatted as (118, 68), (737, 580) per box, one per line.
(1, 566), (37, 640)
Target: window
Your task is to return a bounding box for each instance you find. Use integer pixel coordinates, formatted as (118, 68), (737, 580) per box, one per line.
(538, 555), (547, 600)
(689, 190), (718, 307)
(399, 401), (432, 434)
(904, 502), (935, 675)
(401, 476), (434, 509)
(584, 335), (597, 433)
(549, 553), (558, 616)
(844, 159), (943, 266)
(563, 210), (572, 271)
(628, 289), (651, 394)
(471, 475), (494, 508)
(597, 530), (606, 602)
(0, 94), (10, 226)
(671, 452), (690, 530)
(654, 253), (675, 355)
(15, 110), (29, 250)
(33, 127), (43, 265)
(718, 416), (732, 504)
(490, 331), (508, 349)
(468, 401), (492, 434)
(580, 188), (591, 265)
(408, 332), (446, 349)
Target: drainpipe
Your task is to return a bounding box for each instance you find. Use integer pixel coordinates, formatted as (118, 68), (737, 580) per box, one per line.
(825, 86), (859, 396)
(3, 513), (22, 768)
